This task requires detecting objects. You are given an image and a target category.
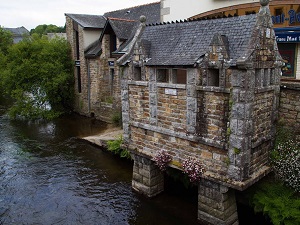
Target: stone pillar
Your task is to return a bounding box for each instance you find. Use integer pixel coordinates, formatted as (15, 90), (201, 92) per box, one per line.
(198, 179), (238, 225)
(149, 68), (158, 126)
(132, 154), (164, 197)
(186, 68), (198, 134)
(228, 69), (254, 181)
(121, 67), (130, 143)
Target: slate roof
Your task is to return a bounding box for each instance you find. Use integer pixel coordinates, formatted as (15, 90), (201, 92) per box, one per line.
(104, 2), (160, 25)
(137, 14), (257, 66)
(4, 26), (29, 43)
(107, 18), (138, 40)
(4, 26), (29, 36)
(83, 2), (161, 58)
(65, 13), (107, 29)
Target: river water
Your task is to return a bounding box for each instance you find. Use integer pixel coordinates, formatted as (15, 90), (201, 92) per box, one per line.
(0, 98), (199, 225)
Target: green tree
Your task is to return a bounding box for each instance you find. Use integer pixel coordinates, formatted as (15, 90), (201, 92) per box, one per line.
(0, 26), (13, 96)
(30, 24), (65, 36)
(2, 34), (74, 119)
(0, 26), (13, 54)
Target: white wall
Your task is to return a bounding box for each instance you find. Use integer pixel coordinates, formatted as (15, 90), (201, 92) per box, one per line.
(83, 30), (102, 49)
(296, 44), (300, 79)
(161, 0), (259, 22)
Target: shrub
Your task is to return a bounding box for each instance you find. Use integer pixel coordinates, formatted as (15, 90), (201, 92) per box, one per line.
(107, 135), (131, 159)
(153, 150), (172, 171)
(111, 111), (122, 127)
(270, 140), (300, 192)
(251, 180), (300, 225)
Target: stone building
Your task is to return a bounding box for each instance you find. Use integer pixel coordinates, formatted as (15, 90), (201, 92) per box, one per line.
(65, 13), (107, 119)
(65, 2), (160, 122)
(4, 26), (29, 43)
(117, 1), (282, 224)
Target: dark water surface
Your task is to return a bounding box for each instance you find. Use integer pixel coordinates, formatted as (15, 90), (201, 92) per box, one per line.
(0, 100), (199, 225)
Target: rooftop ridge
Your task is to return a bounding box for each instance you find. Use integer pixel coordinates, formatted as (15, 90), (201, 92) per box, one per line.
(65, 13), (104, 18)
(104, 1), (160, 15)
(108, 17), (136, 22)
(146, 13), (248, 27)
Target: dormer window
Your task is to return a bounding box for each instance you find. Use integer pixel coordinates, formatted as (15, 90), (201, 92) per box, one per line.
(207, 69), (219, 87)
(133, 66), (142, 81)
(110, 34), (117, 56)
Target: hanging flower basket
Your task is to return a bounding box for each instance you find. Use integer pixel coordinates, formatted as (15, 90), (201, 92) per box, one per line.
(182, 157), (205, 183)
(153, 150), (172, 172)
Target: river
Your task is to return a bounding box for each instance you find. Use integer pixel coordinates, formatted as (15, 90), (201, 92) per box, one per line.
(0, 97), (200, 225)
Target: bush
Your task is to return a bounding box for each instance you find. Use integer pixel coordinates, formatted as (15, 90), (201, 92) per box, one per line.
(270, 140), (300, 192)
(111, 111), (122, 127)
(107, 135), (131, 159)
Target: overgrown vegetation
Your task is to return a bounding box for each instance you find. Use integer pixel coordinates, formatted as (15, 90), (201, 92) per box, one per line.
(111, 111), (122, 127)
(0, 31), (74, 120)
(271, 140), (300, 192)
(248, 121), (300, 225)
(107, 135), (131, 159)
(250, 179), (300, 225)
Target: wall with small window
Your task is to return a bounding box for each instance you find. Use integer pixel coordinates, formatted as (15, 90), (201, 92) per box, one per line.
(155, 68), (187, 84)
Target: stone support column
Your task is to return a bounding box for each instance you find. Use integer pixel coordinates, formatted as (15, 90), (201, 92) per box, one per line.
(121, 67), (130, 143)
(132, 154), (164, 197)
(198, 179), (238, 225)
(228, 69), (254, 181)
(186, 68), (198, 134)
(149, 68), (158, 126)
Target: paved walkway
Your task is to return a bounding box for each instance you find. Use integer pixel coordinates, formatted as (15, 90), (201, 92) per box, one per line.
(81, 127), (123, 148)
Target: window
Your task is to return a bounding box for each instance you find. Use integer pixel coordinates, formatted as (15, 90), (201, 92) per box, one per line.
(133, 67), (142, 81)
(77, 67), (81, 93)
(156, 69), (169, 82)
(207, 69), (219, 87)
(278, 43), (296, 78)
(172, 69), (187, 84)
(273, 8), (283, 23)
(110, 34), (117, 56)
(75, 31), (80, 60)
(109, 68), (114, 95)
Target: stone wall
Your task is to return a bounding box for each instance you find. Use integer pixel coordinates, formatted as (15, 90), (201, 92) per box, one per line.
(279, 82), (300, 133)
(65, 16), (90, 117)
(196, 90), (229, 147)
(123, 67), (231, 182)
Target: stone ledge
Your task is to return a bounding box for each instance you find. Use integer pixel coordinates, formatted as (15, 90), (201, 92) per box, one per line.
(81, 128), (123, 148)
(281, 80), (300, 90)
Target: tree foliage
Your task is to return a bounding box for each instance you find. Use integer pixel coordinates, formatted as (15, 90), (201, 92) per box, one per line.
(30, 24), (66, 36)
(0, 27), (13, 54)
(0, 26), (13, 96)
(1, 34), (74, 119)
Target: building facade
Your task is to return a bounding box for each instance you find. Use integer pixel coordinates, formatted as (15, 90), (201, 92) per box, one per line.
(65, 3), (160, 122)
(118, 1), (282, 223)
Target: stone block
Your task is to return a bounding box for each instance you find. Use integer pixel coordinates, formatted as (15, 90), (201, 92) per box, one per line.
(198, 180), (238, 224)
(187, 68), (197, 84)
(187, 85), (196, 97)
